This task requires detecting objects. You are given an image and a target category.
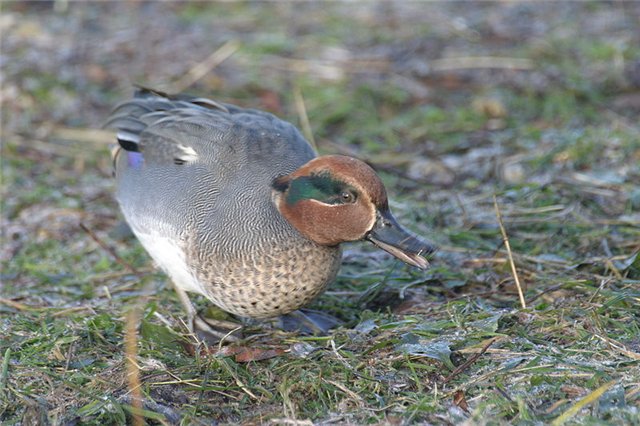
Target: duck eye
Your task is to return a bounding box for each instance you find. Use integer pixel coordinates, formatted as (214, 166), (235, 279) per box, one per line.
(341, 191), (356, 203)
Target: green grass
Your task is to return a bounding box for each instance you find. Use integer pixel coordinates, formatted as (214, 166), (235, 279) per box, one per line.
(2, 2), (640, 425)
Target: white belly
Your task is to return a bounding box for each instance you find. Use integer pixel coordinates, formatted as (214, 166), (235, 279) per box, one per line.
(134, 229), (206, 296)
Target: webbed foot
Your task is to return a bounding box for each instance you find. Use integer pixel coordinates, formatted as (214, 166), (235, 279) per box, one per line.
(174, 286), (242, 343)
(276, 309), (342, 335)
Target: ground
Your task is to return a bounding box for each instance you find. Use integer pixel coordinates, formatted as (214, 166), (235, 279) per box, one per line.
(1, 1), (639, 425)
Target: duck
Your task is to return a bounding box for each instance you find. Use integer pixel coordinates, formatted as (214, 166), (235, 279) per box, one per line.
(106, 88), (435, 338)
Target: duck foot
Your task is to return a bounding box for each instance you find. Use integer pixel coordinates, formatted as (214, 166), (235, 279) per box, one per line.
(173, 285), (339, 341)
(194, 315), (243, 344)
(173, 285), (242, 343)
(276, 309), (342, 335)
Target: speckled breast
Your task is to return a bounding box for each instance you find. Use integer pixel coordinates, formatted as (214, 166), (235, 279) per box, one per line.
(187, 238), (342, 319)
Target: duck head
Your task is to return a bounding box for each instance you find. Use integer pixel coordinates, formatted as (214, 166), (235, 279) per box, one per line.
(272, 155), (435, 269)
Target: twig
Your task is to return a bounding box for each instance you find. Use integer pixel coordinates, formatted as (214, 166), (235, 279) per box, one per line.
(79, 222), (139, 275)
(170, 40), (240, 93)
(494, 385), (514, 402)
(430, 56), (534, 71)
(443, 337), (496, 384)
(86, 268), (154, 284)
(293, 85), (316, 151)
(493, 195), (526, 309)
(526, 283), (567, 305)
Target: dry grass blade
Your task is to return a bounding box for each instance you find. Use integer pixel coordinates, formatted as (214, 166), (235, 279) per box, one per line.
(293, 85), (316, 151)
(170, 40), (241, 93)
(52, 127), (115, 145)
(125, 308), (143, 426)
(269, 418), (314, 426)
(265, 56), (388, 77)
(323, 379), (365, 408)
(430, 56), (534, 71)
(626, 386), (640, 401)
(0, 298), (34, 311)
(493, 195), (527, 309)
(551, 380), (617, 426)
(593, 334), (640, 361)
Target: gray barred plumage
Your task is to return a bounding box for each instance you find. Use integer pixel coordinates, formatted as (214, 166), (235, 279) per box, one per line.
(107, 88), (342, 318)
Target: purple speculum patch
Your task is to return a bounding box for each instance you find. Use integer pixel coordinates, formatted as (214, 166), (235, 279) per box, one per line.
(128, 152), (144, 168)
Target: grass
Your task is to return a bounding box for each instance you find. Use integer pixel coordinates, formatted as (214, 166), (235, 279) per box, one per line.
(2, 2), (640, 425)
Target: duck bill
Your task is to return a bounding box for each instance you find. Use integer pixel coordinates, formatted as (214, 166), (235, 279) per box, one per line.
(365, 209), (435, 270)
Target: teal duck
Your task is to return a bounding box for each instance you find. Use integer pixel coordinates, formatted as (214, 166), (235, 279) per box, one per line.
(106, 88), (434, 337)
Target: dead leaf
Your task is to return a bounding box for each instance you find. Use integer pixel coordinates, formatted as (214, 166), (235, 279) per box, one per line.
(232, 346), (286, 363)
(204, 345), (287, 362)
(453, 390), (470, 413)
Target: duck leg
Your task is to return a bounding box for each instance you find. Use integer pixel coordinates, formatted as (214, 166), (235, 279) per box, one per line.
(173, 285), (241, 343)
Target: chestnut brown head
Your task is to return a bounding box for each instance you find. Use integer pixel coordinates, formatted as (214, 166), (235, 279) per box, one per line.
(273, 155), (435, 269)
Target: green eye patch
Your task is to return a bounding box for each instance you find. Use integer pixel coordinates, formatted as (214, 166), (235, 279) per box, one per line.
(286, 172), (356, 205)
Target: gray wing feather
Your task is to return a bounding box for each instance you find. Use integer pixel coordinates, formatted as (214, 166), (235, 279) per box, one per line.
(107, 88), (316, 252)
(105, 89), (315, 167)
